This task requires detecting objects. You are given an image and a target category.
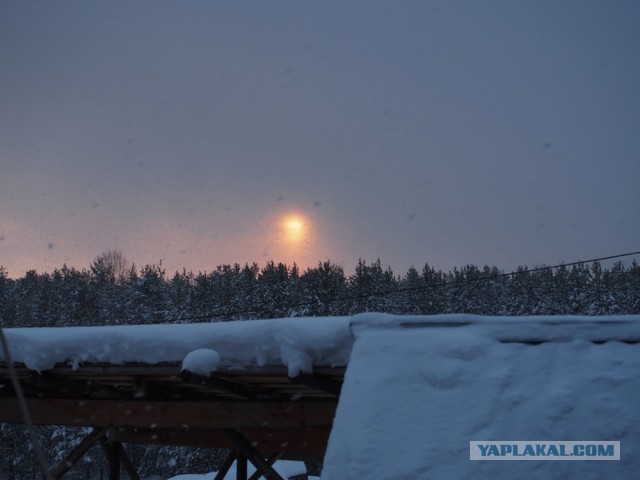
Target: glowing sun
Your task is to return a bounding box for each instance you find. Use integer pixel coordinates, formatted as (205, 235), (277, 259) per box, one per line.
(281, 213), (308, 244)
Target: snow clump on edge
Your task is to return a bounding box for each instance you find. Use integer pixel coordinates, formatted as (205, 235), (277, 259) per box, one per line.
(181, 348), (221, 377)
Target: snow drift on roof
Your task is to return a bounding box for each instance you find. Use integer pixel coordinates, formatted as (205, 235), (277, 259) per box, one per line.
(0, 317), (353, 376)
(322, 313), (640, 479)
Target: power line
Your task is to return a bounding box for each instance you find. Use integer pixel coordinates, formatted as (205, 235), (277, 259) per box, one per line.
(391, 249), (640, 296)
(168, 249), (640, 322)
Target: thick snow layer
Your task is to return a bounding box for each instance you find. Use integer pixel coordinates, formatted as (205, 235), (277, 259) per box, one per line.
(3, 313), (640, 478)
(166, 459), (307, 479)
(0, 317), (352, 376)
(181, 348), (220, 376)
(322, 313), (640, 479)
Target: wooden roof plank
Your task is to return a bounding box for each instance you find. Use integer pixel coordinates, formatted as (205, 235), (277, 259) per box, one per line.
(223, 429), (285, 480)
(107, 426), (331, 460)
(0, 398), (338, 429)
(180, 370), (290, 401)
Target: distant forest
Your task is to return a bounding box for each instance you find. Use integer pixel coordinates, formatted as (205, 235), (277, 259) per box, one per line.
(1, 254), (639, 478)
(2, 252), (639, 329)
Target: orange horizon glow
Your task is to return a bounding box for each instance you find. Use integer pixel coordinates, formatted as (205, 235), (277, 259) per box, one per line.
(0, 209), (331, 278)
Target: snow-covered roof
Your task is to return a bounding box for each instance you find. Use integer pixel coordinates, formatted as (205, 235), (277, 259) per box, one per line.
(2, 314), (639, 478)
(1, 316), (353, 376)
(3, 313), (637, 375)
(322, 314), (640, 479)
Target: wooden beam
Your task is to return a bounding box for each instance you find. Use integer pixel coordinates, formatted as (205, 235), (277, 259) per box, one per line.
(236, 453), (248, 480)
(51, 426), (110, 480)
(113, 443), (141, 480)
(214, 451), (237, 480)
(224, 430), (284, 480)
(1, 363), (345, 379)
(211, 451), (288, 480)
(0, 398), (337, 430)
(289, 374), (342, 397)
(107, 426), (331, 460)
(25, 371), (132, 400)
(248, 453), (284, 480)
(180, 371), (289, 401)
(100, 438), (122, 480)
(99, 440), (140, 480)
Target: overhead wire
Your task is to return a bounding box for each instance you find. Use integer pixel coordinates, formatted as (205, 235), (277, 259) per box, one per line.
(385, 249), (640, 295)
(166, 249), (640, 322)
(4, 249), (639, 326)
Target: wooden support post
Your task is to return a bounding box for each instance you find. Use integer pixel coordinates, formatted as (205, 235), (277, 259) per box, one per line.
(50, 426), (110, 480)
(289, 373), (342, 397)
(248, 452), (284, 480)
(100, 438), (121, 480)
(236, 452), (248, 480)
(214, 451), (236, 480)
(223, 429), (284, 480)
(112, 442), (141, 480)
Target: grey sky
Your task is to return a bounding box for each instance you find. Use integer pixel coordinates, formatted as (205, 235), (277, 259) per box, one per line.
(1, 0), (639, 277)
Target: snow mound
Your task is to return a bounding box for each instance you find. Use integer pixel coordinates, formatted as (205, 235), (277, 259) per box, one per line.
(181, 348), (221, 376)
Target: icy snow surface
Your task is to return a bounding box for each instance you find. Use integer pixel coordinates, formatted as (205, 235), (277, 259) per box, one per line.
(322, 313), (640, 480)
(0, 317), (352, 376)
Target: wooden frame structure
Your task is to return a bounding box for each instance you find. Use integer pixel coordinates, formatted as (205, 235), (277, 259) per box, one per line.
(0, 361), (345, 479)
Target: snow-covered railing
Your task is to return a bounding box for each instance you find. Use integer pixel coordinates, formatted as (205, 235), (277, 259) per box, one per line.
(0, 316), (353, 377)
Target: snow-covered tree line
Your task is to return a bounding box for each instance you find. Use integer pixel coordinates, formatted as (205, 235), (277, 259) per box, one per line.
(1, 258), (639, 329)
(0, 257), (638, 478)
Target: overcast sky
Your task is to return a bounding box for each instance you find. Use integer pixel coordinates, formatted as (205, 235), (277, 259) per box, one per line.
(1, 0), (639, 278)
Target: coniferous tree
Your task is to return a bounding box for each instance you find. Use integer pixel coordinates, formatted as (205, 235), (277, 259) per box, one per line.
(0, 266), (17, 327)
(348, 259), (397, 313)
(233, 263), (260, 318)
(624, 260), (640, 313)
(255, 261), (295, 318)
(421, 263), (448, 314)
(397, 266), (424, 314)
(136, 263), (169, 323)
(169, 269), (194, 322)
(299, 261), (349, 316)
